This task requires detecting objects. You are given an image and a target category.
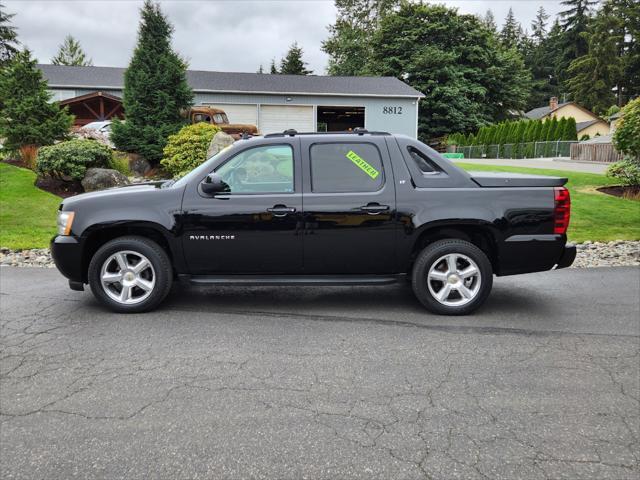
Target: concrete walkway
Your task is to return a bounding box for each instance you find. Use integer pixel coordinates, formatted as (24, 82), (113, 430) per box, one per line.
(452, 157), (609, 174)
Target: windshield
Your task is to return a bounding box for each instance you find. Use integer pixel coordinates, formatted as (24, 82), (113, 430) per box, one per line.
(171, 144), (236, 188)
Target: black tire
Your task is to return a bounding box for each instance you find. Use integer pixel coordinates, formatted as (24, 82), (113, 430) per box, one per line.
(411, 239), (493, 315)
(88, 236), (172, 313)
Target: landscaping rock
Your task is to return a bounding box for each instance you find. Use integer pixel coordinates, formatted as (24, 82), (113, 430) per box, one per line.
(2, 241), (639, 270)
(81, 168), (129, 192)
(127, 153), (152, 176)
(206, 131), (235, 158)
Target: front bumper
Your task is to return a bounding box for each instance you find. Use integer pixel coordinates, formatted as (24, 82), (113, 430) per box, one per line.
(50, 235), (84, 283)
(555, 243), (577, 269)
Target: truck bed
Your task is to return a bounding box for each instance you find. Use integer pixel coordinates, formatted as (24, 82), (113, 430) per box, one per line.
(469, 171), (568, 188)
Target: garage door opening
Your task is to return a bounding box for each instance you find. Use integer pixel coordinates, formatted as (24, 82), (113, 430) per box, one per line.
(317, 106), (364, 132)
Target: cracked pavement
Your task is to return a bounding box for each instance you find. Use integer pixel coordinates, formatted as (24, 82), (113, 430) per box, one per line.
(1, 266), (639, 479)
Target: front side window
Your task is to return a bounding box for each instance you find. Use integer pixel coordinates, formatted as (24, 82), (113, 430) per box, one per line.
(215, 145), (294, 194)
(310, 143), (384, 193)
(213, 113), (225, 124)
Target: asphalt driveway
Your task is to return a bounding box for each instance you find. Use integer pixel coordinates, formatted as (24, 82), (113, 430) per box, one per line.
(1, 266), (639, 479)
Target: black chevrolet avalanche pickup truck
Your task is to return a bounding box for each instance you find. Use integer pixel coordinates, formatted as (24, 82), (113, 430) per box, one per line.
(51, 130), (576, 315)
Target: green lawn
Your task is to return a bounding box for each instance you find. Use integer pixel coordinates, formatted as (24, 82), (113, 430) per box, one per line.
(0, 163), (61, 249)
(457, 162), (640, 243)
(0, 161), (638, 250)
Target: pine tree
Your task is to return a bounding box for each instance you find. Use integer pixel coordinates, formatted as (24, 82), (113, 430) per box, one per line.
(567, 0), (625, 114)
(0, 2), (19, 66)
(256, 64), (264, 74)
(500, 8), (523, 50)
(269, 59), (278, 74)
(559, 0), (597, 83)
(0, 49), (73, 151)
(110, 1), (193, 163)
(531, 6), (549, 45)
(482, 10), (497, 32)
(51, 35), (92, 66)
(279, 42), (313, 75)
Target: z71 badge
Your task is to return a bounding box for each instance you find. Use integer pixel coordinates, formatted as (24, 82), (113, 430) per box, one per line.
(189, 235), (235, 240)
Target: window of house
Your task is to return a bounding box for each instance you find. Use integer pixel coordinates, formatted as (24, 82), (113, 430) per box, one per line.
(310, 143), (384, 193)
(215, 145), (294, 194)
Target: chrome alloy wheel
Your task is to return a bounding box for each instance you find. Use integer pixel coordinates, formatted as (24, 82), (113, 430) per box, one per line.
(100, 250), (156, 305)
(427, 253), (481, 307)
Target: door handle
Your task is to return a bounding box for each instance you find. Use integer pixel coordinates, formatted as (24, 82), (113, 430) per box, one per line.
(267, 205), (296, 217)
(360, 203), (389, 215)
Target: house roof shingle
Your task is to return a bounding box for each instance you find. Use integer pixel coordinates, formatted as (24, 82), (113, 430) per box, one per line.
(576, 119), (601, 131)
(524, 102), (570, 120)
(38, 64), (424, 98)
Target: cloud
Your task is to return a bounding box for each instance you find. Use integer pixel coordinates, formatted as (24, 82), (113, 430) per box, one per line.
(6, 0), (564, 74)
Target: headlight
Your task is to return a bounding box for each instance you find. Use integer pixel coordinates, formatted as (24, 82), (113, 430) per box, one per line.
(57, 211), (75, 236)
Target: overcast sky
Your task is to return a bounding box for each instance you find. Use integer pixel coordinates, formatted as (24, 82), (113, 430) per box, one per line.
(6, 0), (568, 74)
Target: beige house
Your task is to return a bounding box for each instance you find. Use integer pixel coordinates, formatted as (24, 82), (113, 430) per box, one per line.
(525, 97), (610, 138)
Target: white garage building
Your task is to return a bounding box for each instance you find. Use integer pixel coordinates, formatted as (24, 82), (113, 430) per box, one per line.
(39, 65), (424, 138)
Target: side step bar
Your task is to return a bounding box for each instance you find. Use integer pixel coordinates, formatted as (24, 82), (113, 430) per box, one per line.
(181, 274), (404, 287)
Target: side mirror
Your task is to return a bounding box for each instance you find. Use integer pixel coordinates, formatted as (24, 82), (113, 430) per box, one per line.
(200, 173), (229, 195)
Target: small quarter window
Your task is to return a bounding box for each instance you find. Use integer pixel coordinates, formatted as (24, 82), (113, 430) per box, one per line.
(310, 143), (384, 193)
(408, 147), (439, 173)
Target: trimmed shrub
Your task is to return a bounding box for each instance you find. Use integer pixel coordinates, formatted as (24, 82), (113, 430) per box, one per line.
(36, 139), (112, 181)
(607, 159), (640, 186)
(161, 123), (221, 177)
(613, 98), (640, 161)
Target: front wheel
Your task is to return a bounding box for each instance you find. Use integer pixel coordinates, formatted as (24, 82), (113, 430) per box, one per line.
(88, 236), (172, 313)
(411, 239), (493, 315)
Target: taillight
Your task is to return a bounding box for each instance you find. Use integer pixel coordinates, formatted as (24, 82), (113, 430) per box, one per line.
(554, 186), (571, 235)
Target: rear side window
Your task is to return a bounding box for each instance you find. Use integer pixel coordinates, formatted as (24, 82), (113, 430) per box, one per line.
(408, 147), (440, 173)
(310, 143), (384, 193)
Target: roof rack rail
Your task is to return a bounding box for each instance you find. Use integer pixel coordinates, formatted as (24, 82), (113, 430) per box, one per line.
(264, 128), (391, 138)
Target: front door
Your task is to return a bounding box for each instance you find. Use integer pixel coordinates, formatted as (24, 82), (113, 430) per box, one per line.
(181, 141), (303, 274)
(300, 138), (398, 274)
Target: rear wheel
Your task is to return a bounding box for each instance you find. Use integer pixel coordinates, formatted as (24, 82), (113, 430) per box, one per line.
(88, 236), (172, 313)
(412, 239), (493, 315)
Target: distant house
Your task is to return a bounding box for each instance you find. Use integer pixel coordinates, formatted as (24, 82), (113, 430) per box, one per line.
(524, 97), (610, 139)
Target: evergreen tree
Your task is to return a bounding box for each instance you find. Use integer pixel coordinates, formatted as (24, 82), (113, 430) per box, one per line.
(256, 64), (264, 74)
(0, 50), (73, 151)
(51, 35), (92, 66)
(482, 10), (497, 32)
(531, 6), (549, 45)
(539, 119), (550, 143)
(567, 1), (624, 114)
(557, 117), (568, 141)
(533, 119), (543, 141)
(564, 117), (578, 140)
(546, 116), (559, 141)
(279, 42), (313, 75)
(110, 1), (193, 163)
(269, 58), (278, 74)
(500, 8), (523, 50)
(559, 0), (597, 85)
(0, 2), (19, 66)
(367, 2), (531, 139)
(323, 0), (398, 76)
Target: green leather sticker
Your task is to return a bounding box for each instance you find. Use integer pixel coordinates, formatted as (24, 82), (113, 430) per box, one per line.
(345, 150), (380, 179)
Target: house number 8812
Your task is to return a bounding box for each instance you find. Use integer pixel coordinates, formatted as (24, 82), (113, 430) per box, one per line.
(383, 106), (403, 114)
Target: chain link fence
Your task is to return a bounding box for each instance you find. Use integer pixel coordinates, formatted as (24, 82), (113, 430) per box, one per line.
(455, 141), (578, 159)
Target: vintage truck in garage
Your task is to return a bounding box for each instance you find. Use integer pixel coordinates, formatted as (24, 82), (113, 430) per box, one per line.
(188, 106), (258, 138)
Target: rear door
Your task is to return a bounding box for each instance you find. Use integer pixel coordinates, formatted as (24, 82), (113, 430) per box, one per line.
(300, 137), (398, 274)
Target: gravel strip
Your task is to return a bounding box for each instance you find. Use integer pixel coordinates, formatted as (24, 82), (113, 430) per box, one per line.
(2, 242), (639, 270)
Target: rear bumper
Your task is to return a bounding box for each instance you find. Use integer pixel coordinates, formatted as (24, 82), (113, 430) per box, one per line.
(555, 243), (576, 269)
(497, 234), (574, 276)
(50, 235), (84, 283)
